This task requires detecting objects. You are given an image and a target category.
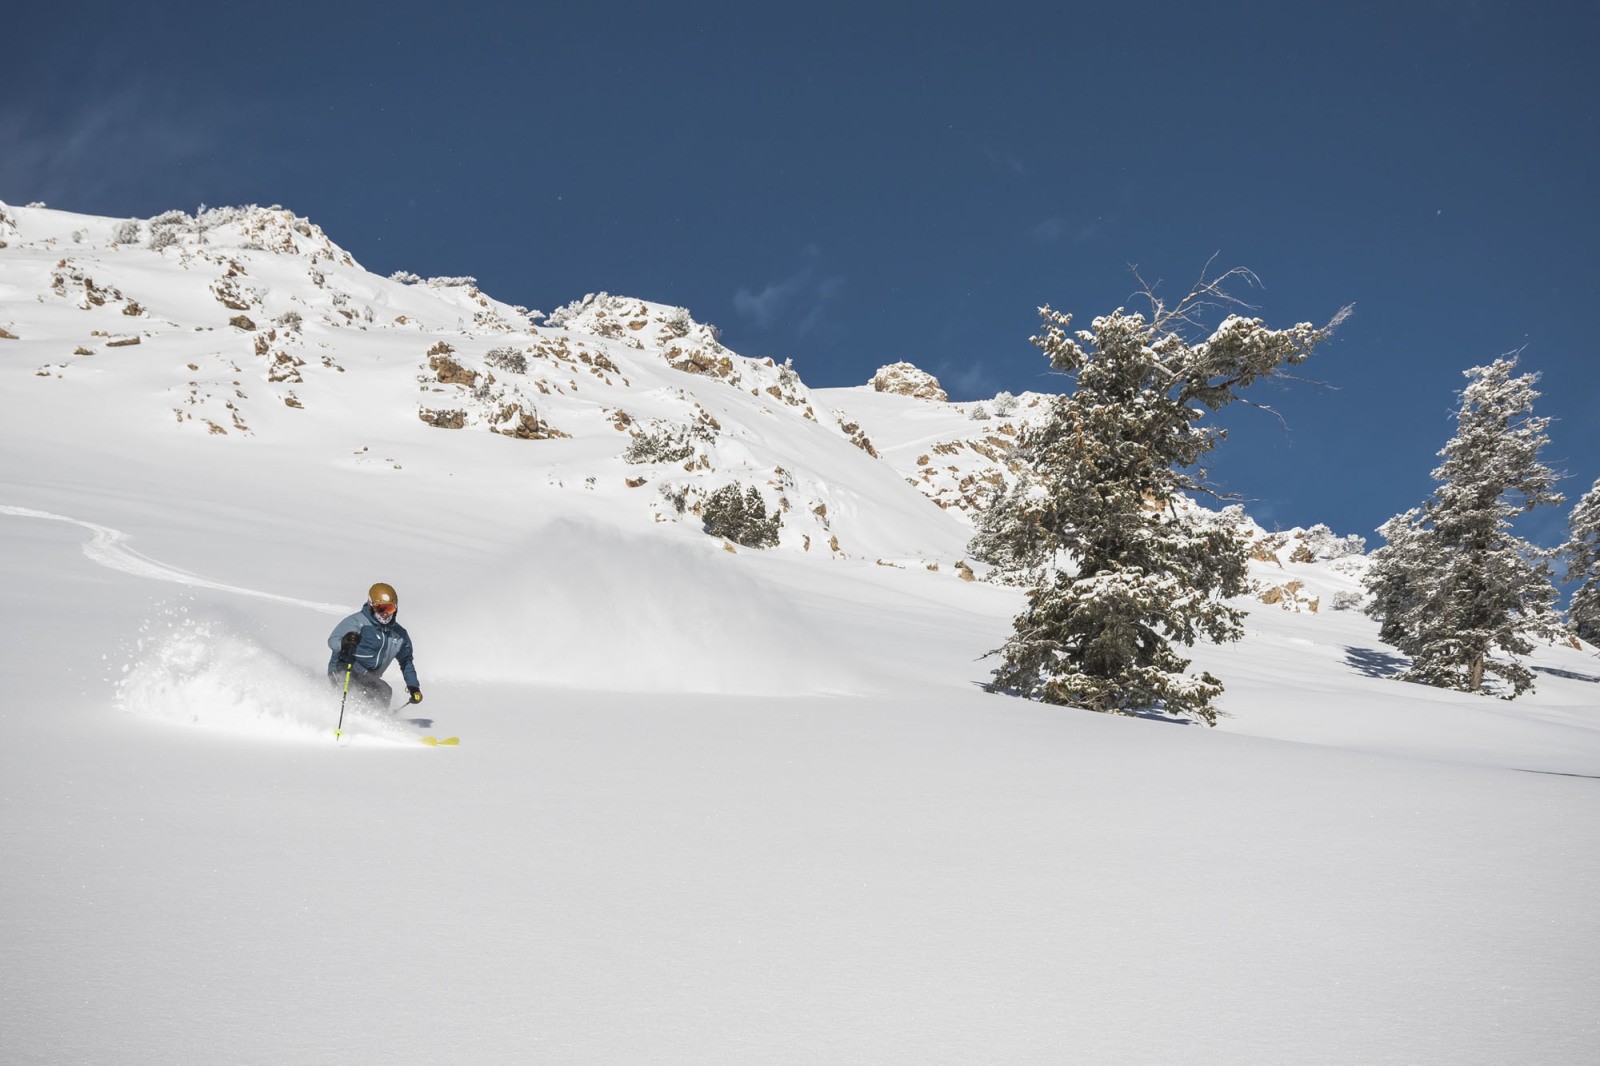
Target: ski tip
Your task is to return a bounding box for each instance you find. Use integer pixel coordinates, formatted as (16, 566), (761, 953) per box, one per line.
(420, 736), (460, 747)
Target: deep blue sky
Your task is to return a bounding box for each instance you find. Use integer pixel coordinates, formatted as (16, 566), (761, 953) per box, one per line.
(5, 0), (1597, 545)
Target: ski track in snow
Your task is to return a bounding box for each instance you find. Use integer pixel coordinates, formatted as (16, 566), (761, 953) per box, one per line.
(2, 505), (414, 745)
(1, 504), (344, 614)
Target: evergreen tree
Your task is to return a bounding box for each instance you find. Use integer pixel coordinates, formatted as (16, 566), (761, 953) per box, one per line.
(1362, 508), (1444, 652)
(1565, 478), (1600, 645)
(1362, 356), (1565, 696)
(985, 272), (1343, 724)
(702, 482), (781, 548)
(967, 477), (1056, 587)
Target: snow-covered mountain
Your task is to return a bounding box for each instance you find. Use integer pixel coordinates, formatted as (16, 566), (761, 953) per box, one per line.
(1, 199), (1373, 596)
(4, 199), (1598, 1065)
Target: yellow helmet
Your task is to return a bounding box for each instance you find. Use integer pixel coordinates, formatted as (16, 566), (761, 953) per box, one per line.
(368, 582), (398, 608)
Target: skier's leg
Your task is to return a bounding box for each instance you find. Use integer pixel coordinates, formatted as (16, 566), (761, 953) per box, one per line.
(349, 674), (393, 713)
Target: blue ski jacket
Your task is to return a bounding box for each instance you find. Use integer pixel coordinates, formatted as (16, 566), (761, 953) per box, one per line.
(327, 604), (420, 689)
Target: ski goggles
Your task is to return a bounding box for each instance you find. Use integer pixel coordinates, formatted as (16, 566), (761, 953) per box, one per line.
(372, 602), (397, 618)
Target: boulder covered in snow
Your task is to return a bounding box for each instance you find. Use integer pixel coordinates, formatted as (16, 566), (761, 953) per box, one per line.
(870, 362), (947, 402)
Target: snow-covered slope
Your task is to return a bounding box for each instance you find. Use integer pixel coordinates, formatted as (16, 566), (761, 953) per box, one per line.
(0, 202), (973, 569)
(3, 200), (1598, 1064)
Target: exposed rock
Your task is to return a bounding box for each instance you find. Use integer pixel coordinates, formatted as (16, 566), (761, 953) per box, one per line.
(667, 346), (736, 380)
(419, 407), (466, 429)
(489, 403), (569, 440)
(429, 352), (478, 387)
(838, 418), (879, 458)
(1249, 534), (1287, 566)
(210, 276), (255, 312)
(1258, 579), (1319, 613)
(871, 362), (948, 402)
(267, 351), (305, 383)
(50, 261), (136, 312)
(230, 315), (256, 331)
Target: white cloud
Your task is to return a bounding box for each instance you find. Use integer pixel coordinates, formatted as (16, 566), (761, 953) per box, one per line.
(0, 89), (218, 210)
(1031, 213), (1112, 244)
(733, 249), (843, 335)
(732, 274), (805, 329)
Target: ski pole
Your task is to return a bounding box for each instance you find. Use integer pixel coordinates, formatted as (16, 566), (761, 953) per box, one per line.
(335, 662), (352, 741)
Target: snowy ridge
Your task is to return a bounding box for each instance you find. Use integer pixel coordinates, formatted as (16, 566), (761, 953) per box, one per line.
(1, 201), (974, 566)
(2, 200), (1379, 585)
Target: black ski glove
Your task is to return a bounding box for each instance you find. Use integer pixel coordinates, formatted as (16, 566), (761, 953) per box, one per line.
(338, 631), (359, 663)
(407, 686), (423, 704)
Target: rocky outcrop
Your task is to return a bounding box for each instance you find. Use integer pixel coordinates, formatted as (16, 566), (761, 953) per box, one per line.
(489, 403), (570, 440)
(1257, 579), (1320, 613)
(419, 407), (467, 429)
(870, 362), (947, 402)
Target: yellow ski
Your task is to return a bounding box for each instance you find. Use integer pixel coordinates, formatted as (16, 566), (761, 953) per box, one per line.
(420, 736), (460, 747)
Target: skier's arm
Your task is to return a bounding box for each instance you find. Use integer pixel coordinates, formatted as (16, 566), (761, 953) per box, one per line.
(398, 631), (420, 691)
(327, 614), (364, 654)
(327, 614), (369, 675)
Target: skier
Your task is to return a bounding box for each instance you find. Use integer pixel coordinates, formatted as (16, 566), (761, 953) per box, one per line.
(328, 582), (423, 712)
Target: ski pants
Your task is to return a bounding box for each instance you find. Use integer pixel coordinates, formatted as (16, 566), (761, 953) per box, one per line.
(332, 670), (393, 713)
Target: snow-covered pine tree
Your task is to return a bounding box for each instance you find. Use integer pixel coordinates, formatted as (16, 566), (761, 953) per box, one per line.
(985, 270), (1344, 724)
(1362, 508), (1444, 651)
(702, 482), (781, 548)
(968, 478), (1056, 587)
(1565, 477), (1600, 645)
(1362, 356), (1565, 696)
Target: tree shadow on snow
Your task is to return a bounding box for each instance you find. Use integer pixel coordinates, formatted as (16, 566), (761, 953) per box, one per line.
(1533, 665), (1600, 685)
(1512, 767), (1600, 781)
(1124, 706), (1201, 725)
(973, 682), (1198, 724)
(1344, 646), (1409, 680)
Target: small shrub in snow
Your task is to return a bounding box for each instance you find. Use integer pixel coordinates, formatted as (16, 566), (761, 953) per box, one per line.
(993, 391), (1019, 416)
(485, 346), (528, 374)
(664, 308), (693, 338)
(969, 403), (991, 420)
(427, 276), (477, 288)
(147, 210), (192, 251)
(1330, 590), (1364, 611)
(197, 205), (248, 229)
(1299, 523), (1366, 559)
(112, 219), (141, 244)
(389, 271), (422, 285)
(703, 482), (781, 548)
(623, 422), (711, 464)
